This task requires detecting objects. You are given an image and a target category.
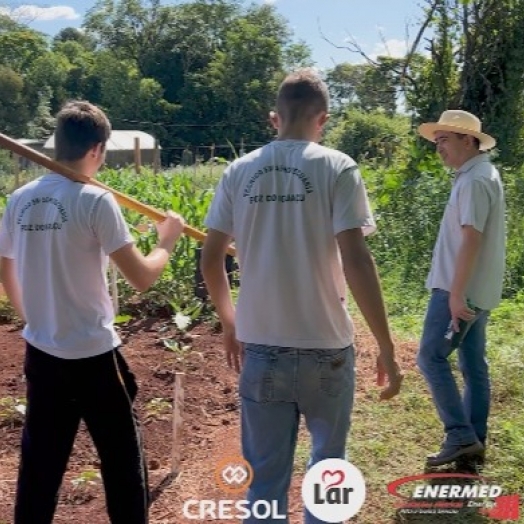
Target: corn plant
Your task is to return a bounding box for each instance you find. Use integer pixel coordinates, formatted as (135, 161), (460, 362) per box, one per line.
(98, 167), (220, 317)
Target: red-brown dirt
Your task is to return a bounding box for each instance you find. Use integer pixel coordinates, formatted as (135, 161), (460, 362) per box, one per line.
(0, 317), (415, 524)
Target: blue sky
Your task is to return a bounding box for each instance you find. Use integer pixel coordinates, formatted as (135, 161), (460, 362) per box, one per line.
(3, 0), (426, 68)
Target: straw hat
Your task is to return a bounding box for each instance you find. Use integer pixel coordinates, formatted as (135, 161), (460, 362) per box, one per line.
(418, 110), (496, 151)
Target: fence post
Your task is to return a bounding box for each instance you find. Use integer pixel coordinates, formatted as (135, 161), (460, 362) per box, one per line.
(193, 147), (198, 177)
(13, 153), (20, 189)
(153, 139), (160, 174)
(210, 143), (215, 177)
(240, 137), (245, 157)
(110, 261), (119, 315)
(134, 137), (141, 174)
(171, 372), (185, 475)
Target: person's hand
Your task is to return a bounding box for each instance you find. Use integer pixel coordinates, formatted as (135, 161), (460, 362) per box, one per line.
(449, 294), (475, 332)
(155, 211), (185, 249)
(223, 327), (243, 373)
(376, 353), (403, 400)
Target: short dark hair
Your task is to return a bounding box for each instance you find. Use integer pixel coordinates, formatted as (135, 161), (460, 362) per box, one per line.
(276, 68), (329, 123)
(456, 133), (481, 150)
(54, 101), (111, 162)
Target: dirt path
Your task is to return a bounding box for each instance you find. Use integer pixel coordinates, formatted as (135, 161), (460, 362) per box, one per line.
(0, 317), (415, 524)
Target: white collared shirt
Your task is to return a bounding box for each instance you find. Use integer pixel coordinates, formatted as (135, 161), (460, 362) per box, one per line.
(426, 154), (506, 310)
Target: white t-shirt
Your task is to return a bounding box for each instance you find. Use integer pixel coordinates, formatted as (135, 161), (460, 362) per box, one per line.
(205, 140), (376, 349)
(0, 174), (134, 358)
(426, 154), (506, 310)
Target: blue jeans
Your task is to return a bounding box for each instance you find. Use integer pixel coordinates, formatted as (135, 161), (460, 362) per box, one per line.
(240, 344), (355, 524)
(417, 289), (490, 447)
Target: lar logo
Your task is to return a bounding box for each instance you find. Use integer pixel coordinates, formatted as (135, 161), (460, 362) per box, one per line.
(302, 459), (366, 523)
(215, 456), (254, 494)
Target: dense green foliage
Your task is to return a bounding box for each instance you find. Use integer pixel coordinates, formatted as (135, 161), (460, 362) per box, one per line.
(84, 148), (523, 317)
(1, 0), (524, 313)
(325, 109), (411, 163)
(0, 0), (311, 164)
(2, 0), (524, 166)
(361, 146), (524, 304)
(98, 167), (217, 316)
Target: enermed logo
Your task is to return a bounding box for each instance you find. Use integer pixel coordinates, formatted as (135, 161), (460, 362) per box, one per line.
(388, 473), (520, 520)
(301, 459), (366, 523)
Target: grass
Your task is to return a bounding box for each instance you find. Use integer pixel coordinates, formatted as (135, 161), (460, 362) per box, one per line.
(292, 284), (524, 523)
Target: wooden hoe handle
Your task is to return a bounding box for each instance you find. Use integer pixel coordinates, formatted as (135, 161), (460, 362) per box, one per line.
(0, 133), (235, 257)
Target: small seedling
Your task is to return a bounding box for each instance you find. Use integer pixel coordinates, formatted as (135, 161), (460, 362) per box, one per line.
(114, 314), (132, 325)
(145, 398), (171, 420)
(71, 469), (101, 489)
(162, 338), (191, 355)
(0, 397), (26, 428)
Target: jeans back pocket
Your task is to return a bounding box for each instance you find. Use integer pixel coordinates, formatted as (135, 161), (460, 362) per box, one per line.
(317, 346), (354, 398)
(239, 346), (276, 403)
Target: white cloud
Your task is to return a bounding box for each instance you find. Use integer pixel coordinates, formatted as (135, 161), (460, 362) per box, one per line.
(263, 0), (277, 4)
(371, 38), (409, 60)
(0, 5), (80, 22)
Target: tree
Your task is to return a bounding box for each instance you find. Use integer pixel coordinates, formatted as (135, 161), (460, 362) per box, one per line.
(325, 63), (365, 109)
(53, 27), (97, 51)
(325, 108), (410, 163)
(26, 87), (56, 139)
(26, 52), (71, 113)
(0, 13), (25, 32)
(453, 0), (524, 165)
(183, 5), (294, 146)
(404, 0), (524, 164)
(0, 66), (29, 136)
(52, 41), (101, 104)
(325, 58), (402, 115)
(0, 29), (47, 73)
(92, 51), (178, 144)
(84, 0), (243, 104)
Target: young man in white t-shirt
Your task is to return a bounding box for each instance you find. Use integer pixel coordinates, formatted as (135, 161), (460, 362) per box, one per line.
(201, 69), (403, 523)
(0, 101), (185, 524)
(417, 110), (505, 468)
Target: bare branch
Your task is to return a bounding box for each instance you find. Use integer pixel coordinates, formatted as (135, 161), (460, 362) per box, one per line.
(317, 18), (379, 66)
(400, 0), (440, 87)
(378, 27), (391, 56)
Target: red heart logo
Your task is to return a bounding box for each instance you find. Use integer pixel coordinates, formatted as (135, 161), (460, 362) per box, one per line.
(322, 470), (345, 490)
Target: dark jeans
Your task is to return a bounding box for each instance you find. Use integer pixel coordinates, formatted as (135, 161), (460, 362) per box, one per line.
(15, 344), (149, 524)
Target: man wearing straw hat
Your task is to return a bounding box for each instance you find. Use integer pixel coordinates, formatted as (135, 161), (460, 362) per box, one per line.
(417, 110), (505, 468)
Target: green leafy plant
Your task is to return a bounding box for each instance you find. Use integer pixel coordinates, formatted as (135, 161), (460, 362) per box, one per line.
(145, 398), (171, 420)
(0, 396), (26, 428)
(71, 469), (101, 489)
(98, 167), (216, 317)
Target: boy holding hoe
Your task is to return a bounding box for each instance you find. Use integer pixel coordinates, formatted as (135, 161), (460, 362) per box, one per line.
(0, 100), (185, 524)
